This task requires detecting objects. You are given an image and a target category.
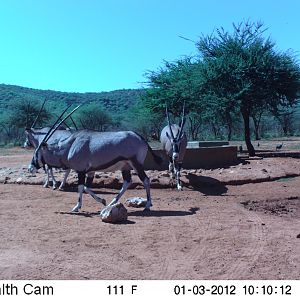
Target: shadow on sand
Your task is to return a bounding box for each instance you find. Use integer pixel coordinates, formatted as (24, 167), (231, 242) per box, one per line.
(55, 210), (136, 224)
(55, 211), (99, 218)
(128, 207), (200, 218)
(186, 174), (228, 196)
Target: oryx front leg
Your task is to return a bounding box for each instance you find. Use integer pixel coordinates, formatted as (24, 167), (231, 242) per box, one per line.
(143, 176), (152, 210)
(72, 184), (84, 212)
(49, 167), (58, 190)
(176, 170), (183, 191)
(43, 166), (50, 188)
(58, 169), (71, 190)
(169, 161), (175, 179)
(175, 163), (183, 191)
(86, 171), (95, 187)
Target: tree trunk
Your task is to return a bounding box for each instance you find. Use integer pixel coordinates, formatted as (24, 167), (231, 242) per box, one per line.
(242, 109), (255, 156)
(211, 122), (218, 139)
(225, 111), (232, 141)
(227, 125), (232, 141)
(252, 116), (260, 140)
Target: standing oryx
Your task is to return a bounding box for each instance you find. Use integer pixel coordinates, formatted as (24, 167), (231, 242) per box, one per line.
(25, 127), (73, 190)
(160, 103), (187, 190)
(24, 99), (73, 190)
(28, 105), (162, 212)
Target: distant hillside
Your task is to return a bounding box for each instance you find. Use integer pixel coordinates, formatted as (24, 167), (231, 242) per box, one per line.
(0, 84), (144, 114)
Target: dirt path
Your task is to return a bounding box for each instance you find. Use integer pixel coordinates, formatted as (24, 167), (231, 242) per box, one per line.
(0, 150), (299, 279)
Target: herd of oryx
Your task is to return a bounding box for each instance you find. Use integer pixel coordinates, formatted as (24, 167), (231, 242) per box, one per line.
(24, 100), (187, 213)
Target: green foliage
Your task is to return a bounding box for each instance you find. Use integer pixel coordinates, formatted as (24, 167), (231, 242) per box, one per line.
(0, 84), (142, 145)
(76, 103), (115, 131)
(10, 98), (51, 128)
(121, 101), (165, 139)
(142, 20), (300, 151)
(144, 57), (202, 115)
(0, 84), (143, 116)
(197, 20), (300, 154)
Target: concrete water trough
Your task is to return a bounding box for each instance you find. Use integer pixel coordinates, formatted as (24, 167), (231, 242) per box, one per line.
(145, 142), (238, 170)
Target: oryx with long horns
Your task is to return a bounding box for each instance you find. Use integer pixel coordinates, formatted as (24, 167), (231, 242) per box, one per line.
(24, 99), (73, 190)
(28, 105), (162, 212)
(160, 103), (187, 190)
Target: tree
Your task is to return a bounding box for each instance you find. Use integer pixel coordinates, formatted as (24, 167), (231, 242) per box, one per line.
(196, 21), (300, 155)
(76, 103), (114, 131)
(271, 105), (295, 136)
(143, 57), (204, 139)
(9, 98), (51, 128)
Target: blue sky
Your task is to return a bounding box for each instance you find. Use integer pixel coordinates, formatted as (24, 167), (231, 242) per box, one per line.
(0, 0), (299, 93)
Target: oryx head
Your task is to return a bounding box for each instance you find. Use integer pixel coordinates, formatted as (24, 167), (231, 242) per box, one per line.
(165, 102), (186, 162)
(23, 99), (47, 148)
(28, 144), (45, 173)
(24, 134), (32, 149)
(24, 127), (36, 149)
(28, 104), (82, 173)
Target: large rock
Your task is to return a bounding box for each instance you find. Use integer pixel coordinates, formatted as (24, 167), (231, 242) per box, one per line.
(100, 203), (128, 223)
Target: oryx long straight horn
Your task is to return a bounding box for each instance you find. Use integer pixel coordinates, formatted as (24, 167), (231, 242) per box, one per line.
(44, 104), (82, 144)
(178, 101), (186, 138)
(31, 98), (47, 128)
(165, 105), (175, 140)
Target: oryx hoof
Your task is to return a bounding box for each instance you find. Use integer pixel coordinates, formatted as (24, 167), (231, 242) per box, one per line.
(71, 205), (81, 213)
(43, 184), (49, 188)
(143, 207), (151, 213)
(102, 199), (107, 206)
(58, 185), (65, 191)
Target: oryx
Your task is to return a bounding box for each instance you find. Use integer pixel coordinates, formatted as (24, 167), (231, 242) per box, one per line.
(160, 103), (187, 190)
(25, 127), (73, 190)
(28, 105), (162, 212)
(24, 99), (74, 190)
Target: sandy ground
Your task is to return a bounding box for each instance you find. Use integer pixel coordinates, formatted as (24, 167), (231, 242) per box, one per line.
(0, 148), (299, 280)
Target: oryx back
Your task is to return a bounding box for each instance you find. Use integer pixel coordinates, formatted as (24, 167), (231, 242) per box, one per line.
(52, 130), (148, 172)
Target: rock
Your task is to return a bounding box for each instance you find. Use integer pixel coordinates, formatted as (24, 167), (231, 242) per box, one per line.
(100, 203), (128, 223)
(125, 197), (147, 208)
(16, 177), (23, 183)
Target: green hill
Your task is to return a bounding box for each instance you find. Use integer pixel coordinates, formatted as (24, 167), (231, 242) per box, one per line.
(0, 83), (143, 114)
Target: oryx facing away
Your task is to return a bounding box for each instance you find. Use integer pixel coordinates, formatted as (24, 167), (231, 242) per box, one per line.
(28, 105), (162, 212)
(160, 103), (187, 190)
